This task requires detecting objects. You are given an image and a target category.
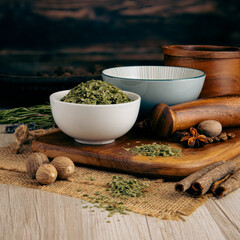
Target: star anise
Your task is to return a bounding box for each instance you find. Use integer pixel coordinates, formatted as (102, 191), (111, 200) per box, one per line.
(172, 131), (190, 141)
(180, 127), (208, 148)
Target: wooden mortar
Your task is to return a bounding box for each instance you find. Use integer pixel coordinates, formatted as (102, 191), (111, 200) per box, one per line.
(150, 94), (240, 137)
(162, 45), (240, 98)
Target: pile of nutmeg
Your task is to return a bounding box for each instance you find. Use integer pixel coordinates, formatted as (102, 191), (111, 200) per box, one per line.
(26, 152), (75, 185)
(10, 124), (75, 185)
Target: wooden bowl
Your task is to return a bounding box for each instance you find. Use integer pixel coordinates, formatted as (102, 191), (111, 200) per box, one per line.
(162, 45), (240, 98)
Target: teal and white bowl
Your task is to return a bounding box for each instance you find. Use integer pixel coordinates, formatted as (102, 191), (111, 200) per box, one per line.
(102, 66), (205, 118)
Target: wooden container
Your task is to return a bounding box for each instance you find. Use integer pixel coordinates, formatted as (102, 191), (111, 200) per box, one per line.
(162, 45), (240, 98)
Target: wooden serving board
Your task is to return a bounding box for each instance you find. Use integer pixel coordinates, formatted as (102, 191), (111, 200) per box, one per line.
(32, 129), (240, 178)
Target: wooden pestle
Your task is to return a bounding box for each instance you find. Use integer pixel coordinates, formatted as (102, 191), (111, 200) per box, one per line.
(150, 94), (240, 137)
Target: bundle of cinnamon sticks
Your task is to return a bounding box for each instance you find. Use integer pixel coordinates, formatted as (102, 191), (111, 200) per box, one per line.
(175, 158), (240, 198)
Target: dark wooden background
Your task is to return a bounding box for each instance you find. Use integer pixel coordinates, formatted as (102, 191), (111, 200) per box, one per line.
(0, 0), (239, 75)
(0, 0), (239, 107)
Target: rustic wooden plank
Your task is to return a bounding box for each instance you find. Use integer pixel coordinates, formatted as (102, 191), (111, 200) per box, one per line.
(146, 204), (228, 240)
(213, 189), (240, 231)
(205, 190), (240, 237)
(0, 184), (152, 240)
(0, 0), (239, 52)
(1, 182), (234, 240)
(26, 0), (218, 18)
(0, 184), (67, 240)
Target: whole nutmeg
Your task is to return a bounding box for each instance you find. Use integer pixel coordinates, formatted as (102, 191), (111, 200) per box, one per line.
(36, 164), (58, 185)
(26, 152), (49, 178)
(51, 156), (75, 179)
(198, 120), (222, 137)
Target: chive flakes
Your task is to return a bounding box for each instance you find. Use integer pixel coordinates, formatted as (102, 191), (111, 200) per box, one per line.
(89, 176), (95, 181)
(108, 176), (149, 198)
(78, 176), (150, 218)
(123, 142), (182, 158)
(61, 80), (132, 105)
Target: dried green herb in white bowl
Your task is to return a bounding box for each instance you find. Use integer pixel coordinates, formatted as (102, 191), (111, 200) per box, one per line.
(50, 82), (141, 145)
(61, 80), (131, 105)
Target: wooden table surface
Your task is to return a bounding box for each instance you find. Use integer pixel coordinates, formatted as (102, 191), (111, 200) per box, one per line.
(0, 125), (240, 240)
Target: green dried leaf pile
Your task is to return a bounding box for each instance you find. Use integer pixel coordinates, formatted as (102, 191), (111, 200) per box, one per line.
(108, 176), (149, 198)
(85, 194), (128, 217)
(61, 80), (132, 105)
(79, 176), (150, 218)
(124, 142), (182, 158)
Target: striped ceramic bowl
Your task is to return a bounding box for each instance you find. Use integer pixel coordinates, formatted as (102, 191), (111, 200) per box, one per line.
(102, 66), (205, 118)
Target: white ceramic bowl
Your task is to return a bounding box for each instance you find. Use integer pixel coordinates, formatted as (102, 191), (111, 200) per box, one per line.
(50, 90), (141, 145)
(102, 66), (205, 118)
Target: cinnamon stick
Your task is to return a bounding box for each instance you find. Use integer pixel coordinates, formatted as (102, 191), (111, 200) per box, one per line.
(214, 169), (240, 198)
(210, 173), (231, 192)
(175, 162), (224, 193)
(192, 160), (236, 196)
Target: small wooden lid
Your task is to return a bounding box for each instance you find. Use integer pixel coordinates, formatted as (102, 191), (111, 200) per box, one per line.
(162, 45), (240, 59)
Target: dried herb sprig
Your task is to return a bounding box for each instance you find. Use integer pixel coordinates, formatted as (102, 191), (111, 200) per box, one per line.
(0, 105), (55, 130)
(61, 80), (131, 105)
(124, 142), (182, 158)
(108, 176), (149, 198)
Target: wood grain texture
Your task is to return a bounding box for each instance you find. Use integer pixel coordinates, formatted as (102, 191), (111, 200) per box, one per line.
(0, 0), (239, 56)
(151, 94), (240, 136)
(205, 190), (240, 240)
(1, 0), (239, 50)
(0, 184), (153, 240)
(1, 184), (240, 240)
(162, 45), (240, 98)
(32, 128), (240, 177)
(147, 204), (228, 240)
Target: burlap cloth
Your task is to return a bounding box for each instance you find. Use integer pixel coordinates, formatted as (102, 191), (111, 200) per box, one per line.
(0, 135), (210, 221)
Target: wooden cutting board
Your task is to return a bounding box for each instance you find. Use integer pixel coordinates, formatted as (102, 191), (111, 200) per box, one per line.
(32, 129), (240, 178)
